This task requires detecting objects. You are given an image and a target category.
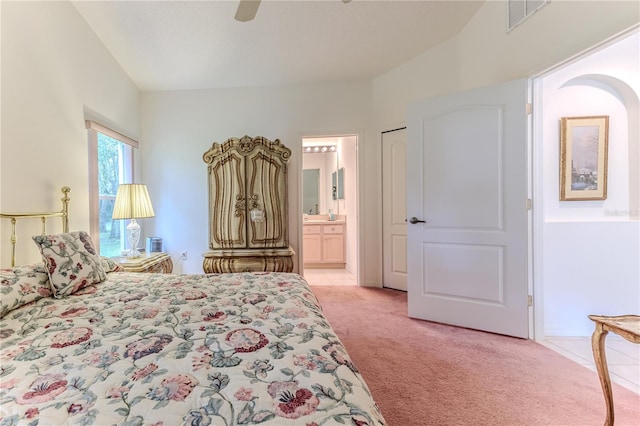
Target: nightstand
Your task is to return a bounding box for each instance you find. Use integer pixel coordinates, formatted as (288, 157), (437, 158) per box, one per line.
(111, 252), (173, 273)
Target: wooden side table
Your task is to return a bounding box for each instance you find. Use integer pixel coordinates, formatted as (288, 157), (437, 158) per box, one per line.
(588, 314), (640, 426)
(111, 252), (173, 274)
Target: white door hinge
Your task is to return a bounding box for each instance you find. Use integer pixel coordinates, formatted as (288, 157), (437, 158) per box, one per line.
(527, 198), (532, 211)
(528, 295), (533, 307)
(526, 103), (532, 115)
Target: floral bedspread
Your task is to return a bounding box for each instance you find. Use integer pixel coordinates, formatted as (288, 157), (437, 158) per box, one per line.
(0, 272), (385, 425)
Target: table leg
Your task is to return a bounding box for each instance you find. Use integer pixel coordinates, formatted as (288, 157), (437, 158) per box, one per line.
(591, 323), (613, 426)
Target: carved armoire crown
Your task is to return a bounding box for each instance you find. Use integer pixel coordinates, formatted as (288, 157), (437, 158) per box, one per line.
(202, 135), (294, 273)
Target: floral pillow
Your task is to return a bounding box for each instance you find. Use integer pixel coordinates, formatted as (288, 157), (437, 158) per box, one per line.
(0, 263), (52, 318)
(32, 231), (107, 298)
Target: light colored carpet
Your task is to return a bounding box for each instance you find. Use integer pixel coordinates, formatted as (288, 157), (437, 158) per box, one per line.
(311, 285), (640, 426)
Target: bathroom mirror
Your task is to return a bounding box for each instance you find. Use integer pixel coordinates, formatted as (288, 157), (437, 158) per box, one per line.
(303, 169), (320, 214)
(302, 143), (339, 214)
(332, 168), (344, 200)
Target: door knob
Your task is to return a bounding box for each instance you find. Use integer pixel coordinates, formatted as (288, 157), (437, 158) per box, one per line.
(409, 217), (426, 224)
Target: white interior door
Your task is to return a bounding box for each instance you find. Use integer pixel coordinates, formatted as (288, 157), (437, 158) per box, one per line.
(407, 79), (530, 338)
(382, 128), (408, 291)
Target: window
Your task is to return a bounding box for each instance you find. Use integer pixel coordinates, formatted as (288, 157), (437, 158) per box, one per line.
(87, 121), (138, 256)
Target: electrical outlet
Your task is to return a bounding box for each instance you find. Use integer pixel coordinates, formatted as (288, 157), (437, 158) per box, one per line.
(179, 251), (188, 261)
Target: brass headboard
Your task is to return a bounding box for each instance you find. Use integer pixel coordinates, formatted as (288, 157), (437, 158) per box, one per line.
(0, 186), (70, 267)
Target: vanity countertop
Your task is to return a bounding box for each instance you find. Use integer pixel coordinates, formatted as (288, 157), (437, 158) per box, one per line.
(304, 219), (346, 224)
(303, 215), (346, 224)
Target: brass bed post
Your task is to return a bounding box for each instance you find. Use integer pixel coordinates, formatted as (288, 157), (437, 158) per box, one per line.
(1, 186), (71, 267)
(61, 186), (70, 233)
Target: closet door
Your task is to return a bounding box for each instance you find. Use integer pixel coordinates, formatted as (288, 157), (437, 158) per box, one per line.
(245, 146), (288, 248)
(207, 150), (246, 249)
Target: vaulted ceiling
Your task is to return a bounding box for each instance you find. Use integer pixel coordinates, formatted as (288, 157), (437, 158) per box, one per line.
(72, 0), (484, 91)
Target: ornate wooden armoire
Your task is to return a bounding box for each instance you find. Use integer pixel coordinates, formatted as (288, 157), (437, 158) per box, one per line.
(202, 135), (295, 273)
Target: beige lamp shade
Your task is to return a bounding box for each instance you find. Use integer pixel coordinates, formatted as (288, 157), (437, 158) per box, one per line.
(112, 184), (155, 220)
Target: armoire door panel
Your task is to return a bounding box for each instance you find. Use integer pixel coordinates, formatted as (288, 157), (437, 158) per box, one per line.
(208, 151), (246, 249)
(246, 150), (287, 248)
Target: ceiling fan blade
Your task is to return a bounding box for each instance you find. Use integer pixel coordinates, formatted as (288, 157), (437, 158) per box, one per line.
(235, 0), (261, 22)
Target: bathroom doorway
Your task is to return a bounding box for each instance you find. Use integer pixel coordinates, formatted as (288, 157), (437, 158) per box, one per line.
(301, 135), (358, 285)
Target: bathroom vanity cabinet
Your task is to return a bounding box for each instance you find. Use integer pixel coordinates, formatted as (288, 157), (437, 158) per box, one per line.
(303, 221), (346, 268)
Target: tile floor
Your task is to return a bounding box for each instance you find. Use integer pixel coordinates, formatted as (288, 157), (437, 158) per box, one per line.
(540, 336), (640, 394)
(303, 268), (357, 286)
(302, 270), (639, 395)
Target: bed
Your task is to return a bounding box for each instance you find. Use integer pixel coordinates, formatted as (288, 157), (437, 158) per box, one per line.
(0, 188), (385, 425)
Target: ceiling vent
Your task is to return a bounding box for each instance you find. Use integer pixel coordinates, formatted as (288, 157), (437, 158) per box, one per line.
(508, 0), (549, 30)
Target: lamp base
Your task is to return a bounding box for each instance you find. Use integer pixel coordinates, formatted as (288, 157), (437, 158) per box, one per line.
(126, 249), (142, 258)
(126, 219), (142, 258)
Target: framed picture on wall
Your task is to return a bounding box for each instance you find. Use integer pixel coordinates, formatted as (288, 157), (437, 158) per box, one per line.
(560, 115), (609, 201)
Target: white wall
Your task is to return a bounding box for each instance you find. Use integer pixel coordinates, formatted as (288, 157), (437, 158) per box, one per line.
(372, 1), (640, 127)
(140, 83), (373, 277)
(0, 1), (140, 266)
(339, 136), (358, 276)
(536, 30), (640, 336)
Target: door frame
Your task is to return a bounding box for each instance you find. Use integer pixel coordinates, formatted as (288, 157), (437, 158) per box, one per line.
(298, 132), (361, 283)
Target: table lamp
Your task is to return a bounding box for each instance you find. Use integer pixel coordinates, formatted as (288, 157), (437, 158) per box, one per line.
(112, 184), (155, 258)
